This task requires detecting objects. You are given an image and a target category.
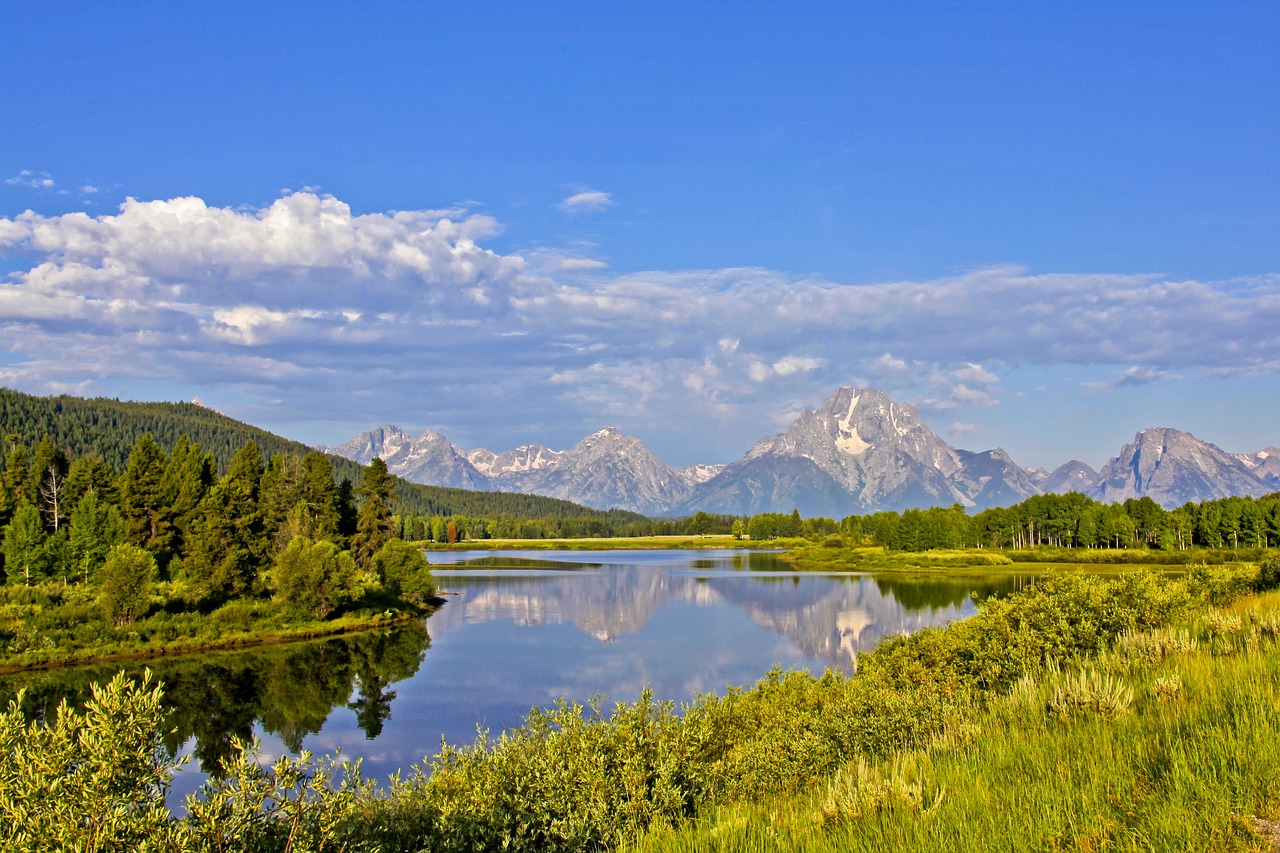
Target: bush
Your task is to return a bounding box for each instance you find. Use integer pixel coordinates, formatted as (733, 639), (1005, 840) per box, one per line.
(1254, 554), (1280, 593)
(0, 671), (186, 851)
(269, 537), (371, 619)
(1185, 562), (1257, 606)
(372, 539), (436, 604)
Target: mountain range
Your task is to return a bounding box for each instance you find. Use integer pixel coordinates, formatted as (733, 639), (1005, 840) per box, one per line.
(323, 387), (1280, 517)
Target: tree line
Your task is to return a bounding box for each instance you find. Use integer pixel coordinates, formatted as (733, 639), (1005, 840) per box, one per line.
(835, 491), (1280, 552)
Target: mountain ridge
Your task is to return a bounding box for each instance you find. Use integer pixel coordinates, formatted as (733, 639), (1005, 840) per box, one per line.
(325, 387), (1277, 516)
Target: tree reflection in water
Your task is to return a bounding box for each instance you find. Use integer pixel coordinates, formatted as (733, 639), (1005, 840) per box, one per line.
(0, 620), (430, 774)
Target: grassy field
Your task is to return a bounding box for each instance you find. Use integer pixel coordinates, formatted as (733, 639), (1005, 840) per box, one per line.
(782, 543), (1249, 573)
(629, 588), (1280, 852)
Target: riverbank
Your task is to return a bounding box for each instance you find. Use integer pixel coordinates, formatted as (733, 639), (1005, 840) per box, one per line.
(632, 584), (1280, 852)
(784, 542), (1265, 573)
(0, 583), (436, 674)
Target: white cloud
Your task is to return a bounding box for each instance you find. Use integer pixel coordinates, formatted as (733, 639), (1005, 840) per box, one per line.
(524, 248), (609, 274)
(558, 189), (614, 214)
(871, 353), (908, 372)
(5, 169), (55, 190)
(1082, 366), (1181, 392)
(771, 355), (826, 376)
(952, 362), (999, 385)
(3, 191), (1280, 464)
(554, 257), (608, 271)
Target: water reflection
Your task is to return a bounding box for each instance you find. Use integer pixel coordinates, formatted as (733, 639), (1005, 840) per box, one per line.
(427, 549), (1020, 665)
(0, 622), (430, 774)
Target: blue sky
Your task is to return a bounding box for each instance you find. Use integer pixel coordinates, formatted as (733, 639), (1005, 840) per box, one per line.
(2, 2), (1278, 471)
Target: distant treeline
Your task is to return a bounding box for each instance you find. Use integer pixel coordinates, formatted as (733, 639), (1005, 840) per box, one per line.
(833, 492), (1280, 552)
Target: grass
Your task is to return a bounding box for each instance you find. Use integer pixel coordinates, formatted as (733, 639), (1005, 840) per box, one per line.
(783, 544), (1241, 573)
(627, 589), (1280, 852)
(787, 545), (1017, 571)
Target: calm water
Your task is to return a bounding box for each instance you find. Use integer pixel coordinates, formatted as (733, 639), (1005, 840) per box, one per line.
(1, 549), (1033, 800)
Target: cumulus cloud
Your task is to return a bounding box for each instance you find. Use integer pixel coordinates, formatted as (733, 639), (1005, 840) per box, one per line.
(3, 190), (1280, 461)
(558, 189), (614, 214)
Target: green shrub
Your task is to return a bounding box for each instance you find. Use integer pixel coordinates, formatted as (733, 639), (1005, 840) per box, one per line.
(1186, 562), (1257, 606)
(0, 671), (187, 852)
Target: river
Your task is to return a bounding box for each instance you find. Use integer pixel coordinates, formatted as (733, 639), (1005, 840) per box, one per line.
(0, 548), (1034, 802)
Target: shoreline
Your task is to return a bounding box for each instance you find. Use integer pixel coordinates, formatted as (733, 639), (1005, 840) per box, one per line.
(0, 605), (435, 676)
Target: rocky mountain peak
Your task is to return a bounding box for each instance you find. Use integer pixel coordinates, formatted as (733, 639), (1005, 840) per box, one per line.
(1095, 427), (1266, 507)
(1041, 460), (1100, 495)
(1239, 447), (1280, 489)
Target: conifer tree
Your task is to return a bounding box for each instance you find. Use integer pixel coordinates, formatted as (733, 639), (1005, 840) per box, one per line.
(119, 434), (171, 557)
(351, 458), (397, 568)
(162, 435), (215, 560)
(185, 442), (267, 600)
(2, 504), (49, 586)
(0, 440), (31, 529)
(69, 489), (126, 584)
(63, 454), (119, 512)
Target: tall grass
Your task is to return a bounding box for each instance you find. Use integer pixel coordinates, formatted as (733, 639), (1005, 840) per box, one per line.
(630, 590), (1280, 852)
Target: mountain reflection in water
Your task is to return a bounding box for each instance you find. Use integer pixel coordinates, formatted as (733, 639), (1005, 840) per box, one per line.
(0, 549), (1028, 796)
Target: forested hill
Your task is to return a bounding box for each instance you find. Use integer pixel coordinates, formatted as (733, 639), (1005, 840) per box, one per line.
(0, 387), (645, 522)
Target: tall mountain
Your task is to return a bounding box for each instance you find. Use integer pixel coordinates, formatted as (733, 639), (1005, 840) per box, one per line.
(323, 426), (490, 491)
(1238, 448), (1280, 490)
(680, 388), (1038, 516)
(1093, 428), (1269, 507)
(1038, 460), (1100, 495)
(330, 425), (697, 514)
(475, 427), (697, 516)
(466, 443), (563, 479)
(952, 448), (1045, 510)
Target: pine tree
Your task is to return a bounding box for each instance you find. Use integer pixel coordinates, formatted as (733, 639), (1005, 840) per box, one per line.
(162, 435), (215, 560)
(351, 458), (398, 568)
(261, 452), (342, 551)
(69, 489), (127, 584)
(63, 454), (119, 512)
(118, 435), (171, 558)
(2, 504), (49, 586)
(0, 440), (31, 529)
(184, 442), (267, 601)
